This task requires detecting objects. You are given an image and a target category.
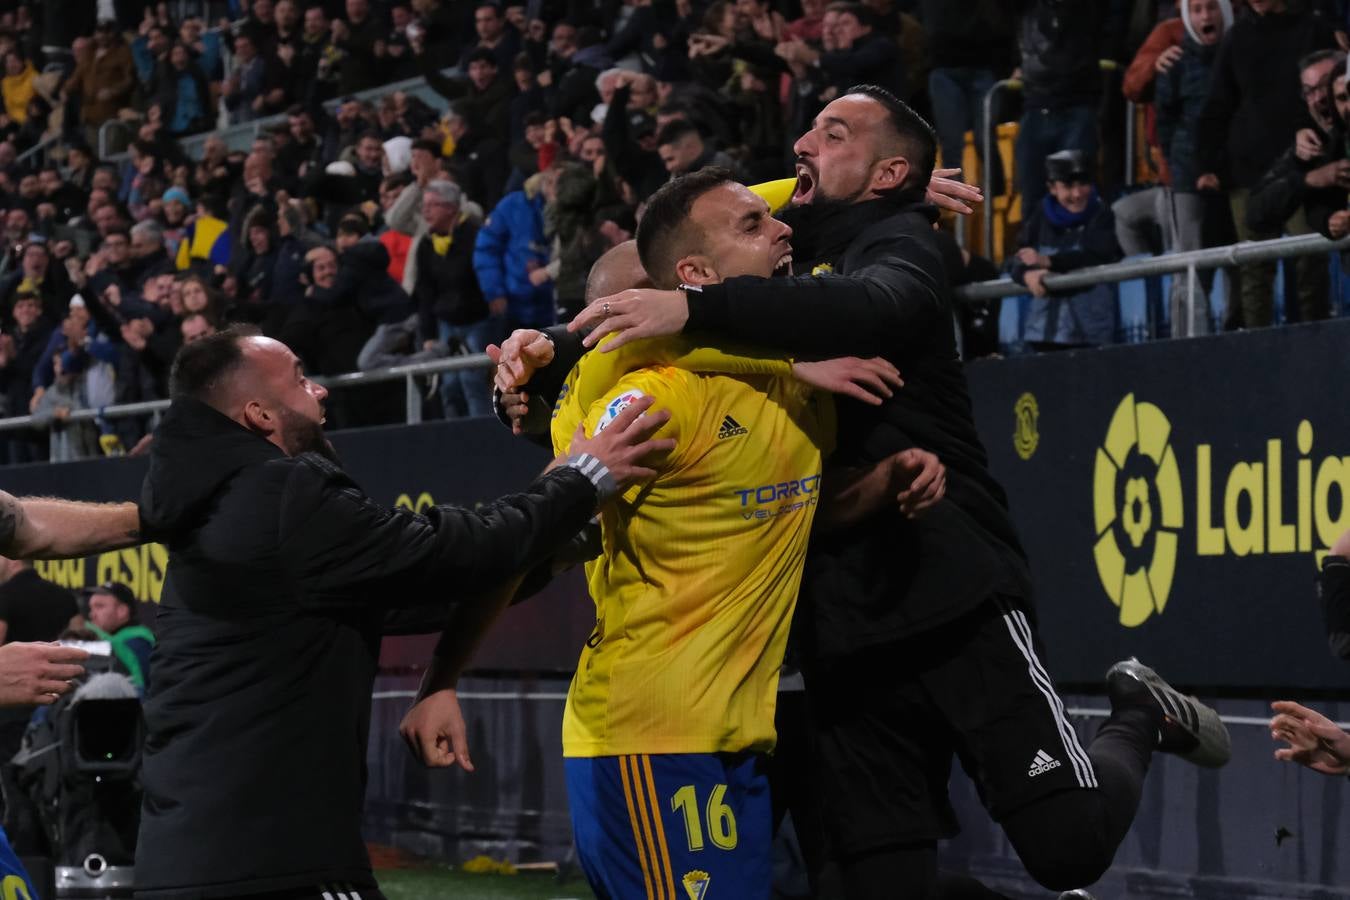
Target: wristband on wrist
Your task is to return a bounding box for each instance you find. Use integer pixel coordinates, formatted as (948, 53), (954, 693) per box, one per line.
(563, 452), (618, 505)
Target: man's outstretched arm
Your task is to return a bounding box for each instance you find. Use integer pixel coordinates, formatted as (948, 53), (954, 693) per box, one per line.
(0, 491), (142, 559)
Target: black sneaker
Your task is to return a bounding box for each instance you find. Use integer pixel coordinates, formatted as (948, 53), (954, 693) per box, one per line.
(1106, 657), (1231, 767)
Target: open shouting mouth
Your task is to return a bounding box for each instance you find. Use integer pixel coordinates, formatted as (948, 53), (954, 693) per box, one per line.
(792, 162), (817, 205)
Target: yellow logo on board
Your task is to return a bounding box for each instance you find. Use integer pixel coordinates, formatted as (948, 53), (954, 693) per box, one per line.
(1092, 394), (1184, 627)
(1013, 392), (1039, 460)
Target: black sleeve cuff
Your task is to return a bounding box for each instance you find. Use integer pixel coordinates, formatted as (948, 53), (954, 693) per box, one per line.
(1318, 555), (1350, 661)
(685, 283), (729, 334)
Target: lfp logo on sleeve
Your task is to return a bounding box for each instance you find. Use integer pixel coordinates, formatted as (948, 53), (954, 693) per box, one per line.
(595, 389), (647, 433)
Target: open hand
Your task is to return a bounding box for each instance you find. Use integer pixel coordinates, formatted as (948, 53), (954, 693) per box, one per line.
(791, 356), (902, 405)
(927, 168), (984, 214)
(1271, 700), (1350, 776)
(566, 394), (674, 488)
(570, 289), (688, 351)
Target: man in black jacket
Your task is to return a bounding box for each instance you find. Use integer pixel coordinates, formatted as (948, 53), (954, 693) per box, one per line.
(559, 86), (1233, 897)
(1195, 0), (1336, 328)
(1241, 49), (1344, 324)
(412, 180), (497, 417)
(0, 326), (671, 900)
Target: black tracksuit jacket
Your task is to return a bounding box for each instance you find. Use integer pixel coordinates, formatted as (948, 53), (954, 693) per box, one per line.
(134, 397), (598, 898)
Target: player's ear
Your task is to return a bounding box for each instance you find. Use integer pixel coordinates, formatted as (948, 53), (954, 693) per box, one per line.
(674, 254), (716, 286)
(871, 155), (909, 193)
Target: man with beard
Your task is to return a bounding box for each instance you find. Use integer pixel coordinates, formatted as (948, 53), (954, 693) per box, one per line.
(0, 326), (673, 900)
(499, 86), (1233, 897)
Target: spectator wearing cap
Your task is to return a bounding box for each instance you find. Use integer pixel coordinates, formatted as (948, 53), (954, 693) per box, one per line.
(83, 582), (155, 691)
(409, 179), (494, 416)
(176, 194), (233, 273)
(158, 187), (192, 260)
(62, 21), (136, 137)
(1012, 0), (1109, 218)
(1195, 0), (1336, 328)
(1008, 150), (1123, 349)
(151, 42), (213, 136)
(473, 171), (553, 330)
(0, 291), (52, 462)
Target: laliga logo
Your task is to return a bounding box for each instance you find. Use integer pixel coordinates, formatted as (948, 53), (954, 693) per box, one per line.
(1092, 394), (1184, 627)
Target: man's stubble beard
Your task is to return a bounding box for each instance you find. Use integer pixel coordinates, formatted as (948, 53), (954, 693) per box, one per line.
(277, 404), (340, 463)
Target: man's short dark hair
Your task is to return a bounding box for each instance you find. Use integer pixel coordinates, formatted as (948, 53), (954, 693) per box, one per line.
(357, 129), (383, 145)
(337, 214), (369, 237)
(169, 324), (262, 402)
(464, 47), (497, 67)
(523, 110), (547, 128)
(655, 119), (700, 149)
(826, 1), (871, 25)
(410, 138), (440, 155)
(635, 166), (736, 290)
(103, 227), (131, 244)
(843, 84), (937, 192)
(1299, 49), (1345, 74)
(198, 192), (229, 219)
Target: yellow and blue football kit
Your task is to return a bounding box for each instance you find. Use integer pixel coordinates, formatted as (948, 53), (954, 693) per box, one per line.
(551, 337), (832, 899)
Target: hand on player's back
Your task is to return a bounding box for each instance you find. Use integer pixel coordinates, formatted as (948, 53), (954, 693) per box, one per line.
(567, 395), (675, 489)
(792, 357), (902, 405)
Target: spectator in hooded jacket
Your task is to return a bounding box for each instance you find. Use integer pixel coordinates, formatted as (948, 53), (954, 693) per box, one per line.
(1153, 0), (1234, 337)
(474, 172), (554, 329)
(1009, 150), (1124, 349)
(1195, 0), (1336, 329)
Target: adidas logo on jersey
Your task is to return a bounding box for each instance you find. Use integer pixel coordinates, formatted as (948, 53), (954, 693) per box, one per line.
(1028, 750), (1062, 777)
(718, 415), (748, 439)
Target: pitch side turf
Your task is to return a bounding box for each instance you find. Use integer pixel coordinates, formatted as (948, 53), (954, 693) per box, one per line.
(377, 865), (598, 900)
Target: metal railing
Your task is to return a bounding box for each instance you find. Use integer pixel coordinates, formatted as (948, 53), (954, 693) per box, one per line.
(953, 232), (1350, 304)
(2, 232), (1345, 457)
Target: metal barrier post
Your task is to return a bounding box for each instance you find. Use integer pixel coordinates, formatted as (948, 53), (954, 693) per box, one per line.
(1125, 100), (1136, 187)
(405, 373), (422, 425)
(1185, 262), (1198, 338)
(982, 79), (1018, 257)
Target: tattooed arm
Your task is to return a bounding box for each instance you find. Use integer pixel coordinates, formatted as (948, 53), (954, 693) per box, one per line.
(0, 492), (142, 559)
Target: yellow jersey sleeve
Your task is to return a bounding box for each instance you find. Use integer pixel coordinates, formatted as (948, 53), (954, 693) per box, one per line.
(579, 367), (699, 504)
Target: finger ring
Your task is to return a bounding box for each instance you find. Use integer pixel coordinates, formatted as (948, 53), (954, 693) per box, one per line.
(603, 302), (611, 316)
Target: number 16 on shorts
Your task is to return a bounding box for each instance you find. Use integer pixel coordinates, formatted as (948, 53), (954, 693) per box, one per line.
(565, 753), (773, 900)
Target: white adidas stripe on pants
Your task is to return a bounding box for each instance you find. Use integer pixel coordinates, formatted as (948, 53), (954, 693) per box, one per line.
(996, 598), (1098, 789)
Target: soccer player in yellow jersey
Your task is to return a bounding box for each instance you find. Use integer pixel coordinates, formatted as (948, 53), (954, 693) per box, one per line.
(548, 168), (938, 900)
